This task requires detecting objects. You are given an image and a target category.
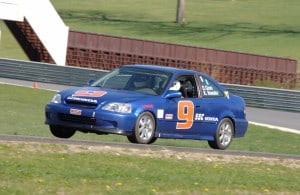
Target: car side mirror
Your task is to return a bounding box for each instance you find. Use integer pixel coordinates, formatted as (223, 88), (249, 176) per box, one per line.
(164, 90), (182, 99)
(87, 79), (95, 86)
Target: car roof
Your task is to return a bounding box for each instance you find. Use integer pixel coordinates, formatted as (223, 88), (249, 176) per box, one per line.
(122, 64), (226, 92)
(123, 64), (199, 75)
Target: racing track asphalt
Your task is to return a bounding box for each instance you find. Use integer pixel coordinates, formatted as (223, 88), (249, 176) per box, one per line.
(1, 134), (300, 160)
(1, 77), (299, 134)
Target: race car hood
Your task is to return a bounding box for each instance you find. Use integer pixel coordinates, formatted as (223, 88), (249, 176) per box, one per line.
(60, 87), (152, 106)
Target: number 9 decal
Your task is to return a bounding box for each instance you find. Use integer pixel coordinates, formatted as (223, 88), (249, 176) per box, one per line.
(176, 100), (194, 129)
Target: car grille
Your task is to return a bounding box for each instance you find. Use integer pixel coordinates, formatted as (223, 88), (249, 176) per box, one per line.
(65, 100), (98, 109)
(58, 113), (96, 125)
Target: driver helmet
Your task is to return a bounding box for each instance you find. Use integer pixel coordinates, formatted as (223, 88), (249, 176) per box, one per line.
(169, 80), (181, 91)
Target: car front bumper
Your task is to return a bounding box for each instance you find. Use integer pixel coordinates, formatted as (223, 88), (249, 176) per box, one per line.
(45, 103), (137, 135)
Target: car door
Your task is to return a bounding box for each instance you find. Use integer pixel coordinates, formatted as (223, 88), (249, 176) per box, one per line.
(161, 74), (201, 138)
(191, 74), (229, 137)
(160, 74), (227, 138)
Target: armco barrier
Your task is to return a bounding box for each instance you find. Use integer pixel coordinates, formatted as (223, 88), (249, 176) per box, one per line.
(0, 58), (107, 86)
(225, 84), (300, 113)
(1, 58), (300, 112)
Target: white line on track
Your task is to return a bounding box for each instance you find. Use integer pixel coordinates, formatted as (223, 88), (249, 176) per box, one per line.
(249, 121), (300, 135)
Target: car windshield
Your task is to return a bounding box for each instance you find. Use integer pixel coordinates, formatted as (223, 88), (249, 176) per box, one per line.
(91, 66), (171, 95)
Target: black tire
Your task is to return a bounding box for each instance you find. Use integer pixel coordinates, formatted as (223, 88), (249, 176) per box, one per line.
(49, 125), (76, 138)
(208, 118), (234, 150)
(130, 112), (156, 144)
(148, 137), (158, 144)
(126, 135), (138, 143)
(127, 135), (157, 144)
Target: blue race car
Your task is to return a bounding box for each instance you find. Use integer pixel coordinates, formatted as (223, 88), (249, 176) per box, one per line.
(45, 64), (248, 149)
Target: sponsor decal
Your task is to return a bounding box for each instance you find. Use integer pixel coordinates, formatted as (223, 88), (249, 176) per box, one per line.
(67, 96), (98, 104)
(204, 116), (218, 122)
(194, 113), (218, 122)
(70, 108), (82, 115)
(157, 109), (164, 119)
(73, 90), (107, 97)
(194, 113), (204, 121)
(142, 104), (154, 109)
(165, 114), (173, 120)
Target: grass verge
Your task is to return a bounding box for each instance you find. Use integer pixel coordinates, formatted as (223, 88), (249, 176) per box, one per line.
(0, 142), (299, 194)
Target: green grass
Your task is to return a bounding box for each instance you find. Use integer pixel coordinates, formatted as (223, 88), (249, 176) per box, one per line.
(1, 142), (299, 194)
(1, 84), (299, 155)
(0, 0), (300, 68)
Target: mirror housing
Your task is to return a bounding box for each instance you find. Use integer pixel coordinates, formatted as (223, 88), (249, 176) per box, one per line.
(87, 79), (95, 86)
(164, 90), (182, 99)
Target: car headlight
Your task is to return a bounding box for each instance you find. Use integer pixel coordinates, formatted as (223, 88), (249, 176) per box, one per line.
(102, 102), (131, 113)
(51, 94), (62, 104)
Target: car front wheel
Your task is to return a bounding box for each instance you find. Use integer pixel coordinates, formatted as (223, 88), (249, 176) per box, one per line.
(129, 112), (157, 144)
(208, 118), (233, 150)
(49, 125), (76, 138)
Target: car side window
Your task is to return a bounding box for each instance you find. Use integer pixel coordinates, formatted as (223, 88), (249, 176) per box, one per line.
(199, 76), (223, 97)
(174, 75), (198, 98)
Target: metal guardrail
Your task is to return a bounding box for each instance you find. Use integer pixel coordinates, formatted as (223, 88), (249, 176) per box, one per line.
(224, 84), (300, 113)
(0, 58), (107, 86)
(1, 58), (300, 112)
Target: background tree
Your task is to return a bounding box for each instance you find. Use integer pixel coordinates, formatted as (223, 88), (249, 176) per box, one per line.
(176, 0), (185, 24)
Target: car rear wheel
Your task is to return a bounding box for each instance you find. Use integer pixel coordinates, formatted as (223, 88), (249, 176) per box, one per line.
(49, 125), (76, 138)
(208, 118), (233, 150)
(129, 112), (157, 144)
